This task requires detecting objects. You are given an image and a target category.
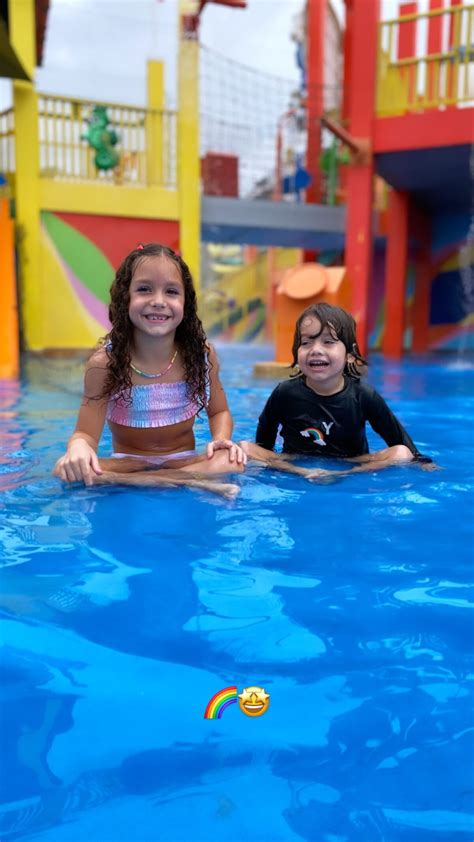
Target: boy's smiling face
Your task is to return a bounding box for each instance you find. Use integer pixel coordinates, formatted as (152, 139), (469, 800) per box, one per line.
(297, 315), (353, 395)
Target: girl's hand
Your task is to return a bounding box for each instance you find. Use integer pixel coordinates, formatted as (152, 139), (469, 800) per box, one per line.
(53, 439), (103, 486)
(206, 439), (247, 465)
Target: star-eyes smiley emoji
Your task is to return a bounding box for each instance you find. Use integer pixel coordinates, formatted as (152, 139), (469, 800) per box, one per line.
(238, 686), (270, 717)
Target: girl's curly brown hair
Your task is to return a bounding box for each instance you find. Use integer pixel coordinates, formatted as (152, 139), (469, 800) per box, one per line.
(291, 302), (367, 379)
(99, 243), (210, 408)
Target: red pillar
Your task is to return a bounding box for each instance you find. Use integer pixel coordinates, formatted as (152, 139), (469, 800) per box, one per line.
(383, 189), (409, 358)
(339, 0), (353, 199)
(411, 208), (432, 353)
(342, 0), (353, 125)
(344, 0), (379, 355)
(305, 0), (325, 206)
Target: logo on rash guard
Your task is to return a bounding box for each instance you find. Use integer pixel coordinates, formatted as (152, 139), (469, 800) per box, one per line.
(300, 427), (326, 446)
(300, 421), (334, 446)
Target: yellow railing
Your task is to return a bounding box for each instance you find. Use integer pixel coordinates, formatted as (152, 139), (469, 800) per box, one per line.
(377, 4), (474, 116)
(0, 109), (15, 174)
(38, 94), (177, 187)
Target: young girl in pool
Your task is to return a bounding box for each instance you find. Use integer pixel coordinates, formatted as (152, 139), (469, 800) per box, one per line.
(242, 302), (431, 478)
(53, 243), (246, 498)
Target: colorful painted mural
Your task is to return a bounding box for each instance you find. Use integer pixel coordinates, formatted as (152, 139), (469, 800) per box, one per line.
(428, 213), (474, 351)
(367, 212), (473, 353)
(200, 246), (302, 343)
(36, 208), (472, 352)
(39, 212), (179, 348)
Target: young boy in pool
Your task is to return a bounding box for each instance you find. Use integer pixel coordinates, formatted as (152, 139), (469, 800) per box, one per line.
(53, 243), (246, 498)
(242, 303), (432, 478)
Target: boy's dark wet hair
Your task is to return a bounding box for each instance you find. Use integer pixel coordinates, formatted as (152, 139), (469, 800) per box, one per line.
(99, 243), (209, 407)
(291, 302), (368, 379)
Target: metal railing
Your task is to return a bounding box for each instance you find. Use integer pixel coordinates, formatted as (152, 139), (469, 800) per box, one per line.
(377, 3), (474, 116)
(38, 93), (177, 187)
(0, 109), (15, 174)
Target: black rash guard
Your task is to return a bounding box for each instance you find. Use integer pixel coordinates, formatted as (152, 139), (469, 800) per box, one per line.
(256, 375), (429, 460)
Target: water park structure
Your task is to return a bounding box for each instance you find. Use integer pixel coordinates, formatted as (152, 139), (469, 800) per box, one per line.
(0, 0), (472, 377)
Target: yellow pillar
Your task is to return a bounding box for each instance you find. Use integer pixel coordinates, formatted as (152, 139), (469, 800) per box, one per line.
(9, 0), (41, 350)
(0, 197), (19, 378)
(177, 1), (201, 293)
(146, 60), (164, 186)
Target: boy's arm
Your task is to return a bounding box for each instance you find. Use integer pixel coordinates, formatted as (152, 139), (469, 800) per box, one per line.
(255, 387), (281, 451)
(364, 387), (432, 462)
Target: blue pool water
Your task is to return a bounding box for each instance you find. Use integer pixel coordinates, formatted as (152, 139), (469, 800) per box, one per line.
(0, 345), (473, 841)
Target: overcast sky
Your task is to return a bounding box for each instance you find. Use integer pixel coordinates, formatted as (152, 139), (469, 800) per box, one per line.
(0, 0), (414, 109)
(39, 0), (305, 106)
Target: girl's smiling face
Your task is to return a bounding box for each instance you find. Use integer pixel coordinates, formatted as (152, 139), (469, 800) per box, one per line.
(128, 255), (185, 338)
(297, 315), (353, 394)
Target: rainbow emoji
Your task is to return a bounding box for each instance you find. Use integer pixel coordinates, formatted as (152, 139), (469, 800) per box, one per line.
(204, 686), (238, 719)
(300, 428), (326, 446)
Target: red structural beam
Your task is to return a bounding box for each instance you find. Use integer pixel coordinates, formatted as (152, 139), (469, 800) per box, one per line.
(342, 0), (353, 125)
(344, 0), (379, 355)
(320, 114), (363, 155)
(374, 107), (474, 152)
(339, 0), (354, 201)
(383, 190), (409, 359)
(305, 0), (325, 205)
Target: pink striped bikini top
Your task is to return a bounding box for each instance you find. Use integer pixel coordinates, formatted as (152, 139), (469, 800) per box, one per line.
(106, 381), (205, 429)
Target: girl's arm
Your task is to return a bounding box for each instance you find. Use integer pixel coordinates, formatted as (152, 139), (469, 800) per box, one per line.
(53, 350), (109, 485)
(205, 346), (246, 465)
